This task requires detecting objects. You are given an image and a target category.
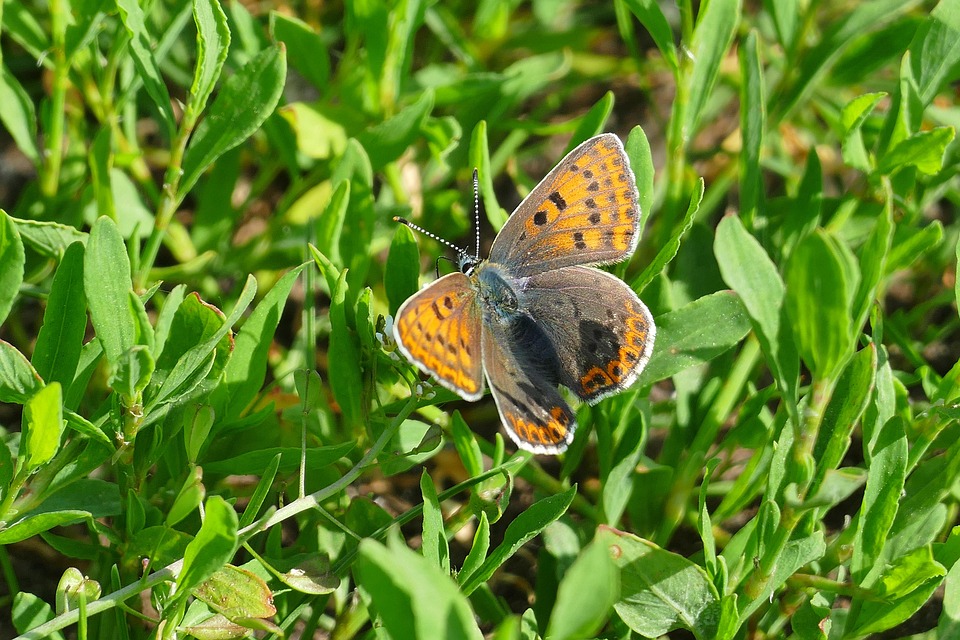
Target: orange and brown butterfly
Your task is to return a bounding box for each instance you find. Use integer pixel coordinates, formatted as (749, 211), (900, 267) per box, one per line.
(393, 134), (655, 454)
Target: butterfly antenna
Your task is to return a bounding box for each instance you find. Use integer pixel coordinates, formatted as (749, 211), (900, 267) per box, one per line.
(472, 168), (481, 260)
(393, 217), (471, 264)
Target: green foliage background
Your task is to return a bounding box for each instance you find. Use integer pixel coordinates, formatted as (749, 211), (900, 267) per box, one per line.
(1, 0), (959, 638)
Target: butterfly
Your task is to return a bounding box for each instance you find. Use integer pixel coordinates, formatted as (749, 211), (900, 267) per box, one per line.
(392, 134), (655, 454)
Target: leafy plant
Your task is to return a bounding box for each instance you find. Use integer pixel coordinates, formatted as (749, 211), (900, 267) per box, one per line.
(1, 0), (959, 638)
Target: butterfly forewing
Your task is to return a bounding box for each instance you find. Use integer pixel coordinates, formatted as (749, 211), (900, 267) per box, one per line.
(519, 266), (655, 403)
(489, 134), (641, 277)
(481, 319), (576, 454)
(393, 272), (484, 400)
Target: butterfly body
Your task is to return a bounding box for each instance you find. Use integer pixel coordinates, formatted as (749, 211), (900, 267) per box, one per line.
(394, 134), (656, 454)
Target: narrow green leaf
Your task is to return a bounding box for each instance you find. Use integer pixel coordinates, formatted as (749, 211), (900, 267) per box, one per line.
(461, 486), (576, 595)
(600, 526), (721, 639)
(84, 217), (136, 367)
(213, 265), (305, 421)
(202, 442), (354, 476)
(0, 210), (25, 326)
(619, 0), (679, 71)
(23, 382), (64, 471)
(853, 546), (946, 635)
(458, 512), (490, 586)
(886, 221), (944, 274)
(841, 92), (886, 172)
(181, 45), (287, 197)
(115, 0), (175, 136)
(546, 534), (620, 640)
(740, 531), (826, 622)
(632, 178), (703, 293)
(853, 416), (908, 584)
(316, 180), (350, 267)
(936, 549), (960, 637)
(762, 0), (799, 52)
(0, 510), (90, 545)
(88, 127), (115, 221)
(626, 125), (655, 234)
(9, 216), (87, 258)
(385, 224), (420, 316)
(911, 0), (960, 106)
(0, 67), (39, 165)
(568, 92), (614, 151)
(189, 0), (231, 117)
(239, 453), (281, 528)
(420, 471), (450, 573)
(637, 291), (751, 386)
(176, 495), (239, 598)
(451, 411), (483, 477)
(357, 90), (435, 170)
(167, 465), (205, 527)
(470, 120), (507, 230)
(738, 30), (764, 225)
(355, 538), (483, 640)
(684, 0), (742, 136)
(328, 270), (362, 428)
(853, 197), (893, 328)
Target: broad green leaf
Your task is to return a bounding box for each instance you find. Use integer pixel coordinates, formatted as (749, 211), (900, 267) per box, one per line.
(420, 470), (450, 573)
(876, 126), (955, 175)
(911, 0), (960, 106)
(12, 593), (61, 638)
(194, 565), (276, 620)
(853, 546), (946, 636)
(176, 495), (239, 598)
(853, 416), (908, 584)
(740, 531), (826, 622)
(784, 230), (858, 379)
(684, 0), (741, 137)
(84, 217), (136, 367)
(886, 221), (944, 274)
(23, 382), (64, 471)
(270, 12), (329, 88)
(633, 178), (703, 293)
(10, 216), (87, 258)
(460, 486), (576, 595)
(600, 526), (721, 640)
(189, 0), (230, 117)
(546, 534), (619, 640)
(0, 210), (25, 326)
(0, 510), (90, 545)
(355, 538), (483, 640)
(166, 465), (205, 527)
(385, 223), (421, 316)
(937, 549), (960, 637)
(637, 290), (751, 386)
(277, 103), (349, 160)
(0, 339), (43, 403)
(180, 45), (286, 198)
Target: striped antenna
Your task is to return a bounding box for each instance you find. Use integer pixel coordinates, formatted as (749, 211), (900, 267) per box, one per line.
(393, 217), (472, 265)
(472, 168), (481, 260)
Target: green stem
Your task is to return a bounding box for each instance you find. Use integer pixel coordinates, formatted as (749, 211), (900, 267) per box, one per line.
(40, 0), (69, 197)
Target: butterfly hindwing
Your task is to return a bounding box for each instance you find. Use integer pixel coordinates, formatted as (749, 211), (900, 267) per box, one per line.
(481, 316), (576, 454)
(393, 272), (484, 400)
(488, 134), (641, 277)
(519, 265), (655, 403)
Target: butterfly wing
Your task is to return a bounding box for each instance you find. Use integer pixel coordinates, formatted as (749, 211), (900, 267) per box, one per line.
(489, 134), (641, 277)
(520, 266), (655, 403)
(481, 315), (576, 454)
(393, 272), (484, 401)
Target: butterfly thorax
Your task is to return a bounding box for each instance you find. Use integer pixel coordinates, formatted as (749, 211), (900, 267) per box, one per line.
(473, 262), (522, 323)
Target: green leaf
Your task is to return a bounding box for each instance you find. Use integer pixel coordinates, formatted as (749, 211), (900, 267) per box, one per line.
(316, 180), (350, 267)
(385, 223), (421, 316)
(0, 339), (43, 403)
(784, 230), (858, 380)
(420, 471), (450, 573)
(546, 533), (620, 640)
(853, 546), (946, 636)
(841, 92), (886, 172)
(328, 270), (363, 428)
(910, 0), (960, 106)
(637, 290), (751, 386)
(600, 526), (721, 639)
(23, 382), (64, 471)
(0, 210), (25, 326)
(355, 538), (483, 640)
(762, 0), (799, 52)
(620, 0), (679, 71)
(739, 30), (764, 224)
(632, 178), (703, 293)
(626, 125), (655, 234)
(176, 495), (239, 598)
(189, 0), (231, 117)
(684, 0), (741, 136)
(180, 45), (287, 198)
(471, 120), (507, 230)
(357, 90), (435, 170)
(458, 512), (490, 586)
(568, 92), (614, 150)
(270, 12), (329, 88)
(194, 564), (277, 620)
(853, 416), (908, 583)
(84, 217), (137, 368)
(10, 216), (87, 258)
(115, 0), (175, 136)
(876, 126), (955, 175)
(0, 510), (90, 545)
(0, 67), (39, 165)
(937, 550), (960, 637)
(202, 443), (354, 476)
(238, 453), (281, 528)
(460, 486), (576, 595)
(87, 127), (115, 221)
(212, 264), (305, 421)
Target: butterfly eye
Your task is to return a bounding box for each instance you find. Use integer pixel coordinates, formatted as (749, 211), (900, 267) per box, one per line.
(459, 256), (479, 276)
